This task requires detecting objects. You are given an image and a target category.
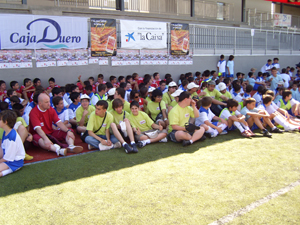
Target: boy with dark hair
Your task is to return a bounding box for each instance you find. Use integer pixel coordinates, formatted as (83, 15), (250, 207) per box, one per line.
(158, 80), (168, 94)
(85, 100), (121, 151)
(95, 74), (106, 86)
(85, 84), (94, 101)
(165, 73), (172, 81)
(0, 110), (25, 177)
(68, 92), (81, 126)
(277, 89), (300, 117)
(217, 54), (226, 77)
(10, 81), (22, 98)
(179, 80), (189, 92)
(195, 97), (227, 138)
(152, 72), (161, 88)
(47, 77), (59, 97)
(53, 96), (71, 129)
(88, 76), (96, 93)
(50, 87), (68, 108)
(91, 84), (107, 106)
(113, 87), (131, 113)
(110, 76), (119, 88)
(253, 85), (266, 107)
(117, 76), (125, 86)
(33, 78), (41, 87)
(240, 98), (275, 137)
(0, 80), (7, 102)
(219, 99), (253, 137)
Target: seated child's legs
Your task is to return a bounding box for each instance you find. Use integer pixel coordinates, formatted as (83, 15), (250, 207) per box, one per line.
(173, 130), (192, 142)
(191, 127), (205, 142)
(200, 124), (209, 131)
(77, 126), (86, 133)
(0, 162), (10, 177)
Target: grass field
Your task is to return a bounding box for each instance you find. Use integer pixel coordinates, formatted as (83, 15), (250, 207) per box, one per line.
(1, 130), (300, 224)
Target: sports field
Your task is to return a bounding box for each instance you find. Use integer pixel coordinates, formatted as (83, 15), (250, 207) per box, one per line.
(1, 130), (300, 224)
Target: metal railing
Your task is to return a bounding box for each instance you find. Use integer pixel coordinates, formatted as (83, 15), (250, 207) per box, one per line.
(246, 8), (300, 30)
(191, 24), (300, 55)
(54, 0), (116, 9)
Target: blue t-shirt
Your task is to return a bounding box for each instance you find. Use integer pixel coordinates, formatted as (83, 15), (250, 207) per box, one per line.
(227, 60), (234, 75)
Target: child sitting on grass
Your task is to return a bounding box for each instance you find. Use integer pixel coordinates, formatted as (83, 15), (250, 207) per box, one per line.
(277, 89), (300, 118)
(195, 97), (227, 138)
(240, 98), (278, 137)
(219, 99), (254, 138)
(52, 96), (72, 130)
(0, 110), (25, 177)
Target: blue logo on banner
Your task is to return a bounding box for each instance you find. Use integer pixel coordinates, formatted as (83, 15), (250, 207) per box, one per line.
(9, 18), (81, 49)
(125, 32), (135, 42)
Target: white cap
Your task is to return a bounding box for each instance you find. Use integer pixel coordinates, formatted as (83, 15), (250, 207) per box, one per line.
(80, 94), (90, 100)
(108, 88), (116, 96)
(148, 87), (156, 93)
(168, 81), (177, 87)
(187, 82), (199, 90)
(277, 81), (284, 85)
(218, 82), (226, 91)
(171, 89), (183, 97)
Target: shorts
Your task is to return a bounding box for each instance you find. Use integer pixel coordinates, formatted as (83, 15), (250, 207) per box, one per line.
(32, 129), (74, 146)
(212, 121), (218, 126)
(221, 72), (226, 77)
(168, 130), (194, 143)
(135, 129), (167, 142)
(226, 74), (234, 78)
(4, 159), (23, 172)
(227, 125), (237, 131)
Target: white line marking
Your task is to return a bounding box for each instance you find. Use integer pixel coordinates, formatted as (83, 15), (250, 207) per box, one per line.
(209, 179), (300, 225)
(23, 150), (99, 166)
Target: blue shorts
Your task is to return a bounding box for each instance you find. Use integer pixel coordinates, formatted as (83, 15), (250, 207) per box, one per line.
(212, 121), (218, 126)
(251, 123), (260, 131)
(221, 72), (226, 77)
(227, 125), (237, 131)
(4, 159), (23, 172)
(226, 74), (234, 78)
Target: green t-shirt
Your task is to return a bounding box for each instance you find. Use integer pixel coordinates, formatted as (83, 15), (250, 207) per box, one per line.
(203, 88), (223, 99)
(0, 128), (3, 140)
(86, 111), (113, 135)
(170, 100), (178, 107)
(110, 110), (130, 125)
(147, 100), (167, 120)
(76, 105), (95, 126)
(168, 104), (195, 133)
(162, 92), (175, 106)
(215, 91), (232, 102)
(128, 111), (154, 132)
(107, 99), (113, 112)
(110, 99), (131, 114)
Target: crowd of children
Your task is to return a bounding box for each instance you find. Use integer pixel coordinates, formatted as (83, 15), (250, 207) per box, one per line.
(1, 58), (300, 178)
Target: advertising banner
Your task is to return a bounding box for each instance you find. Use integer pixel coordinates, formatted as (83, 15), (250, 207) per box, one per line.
(170, 23), (189, 55)
(0, 14), (88, 50)
(91, 18), (117, 57)
(120, 20), (167, 49)
(273, 13), (292, 27)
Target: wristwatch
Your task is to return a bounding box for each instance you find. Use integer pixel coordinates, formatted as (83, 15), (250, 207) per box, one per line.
(164, 118), (168, 121)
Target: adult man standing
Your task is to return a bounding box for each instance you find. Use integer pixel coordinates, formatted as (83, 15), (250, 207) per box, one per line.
(29, 93), (83, 156)
(168, 91), (205, 147)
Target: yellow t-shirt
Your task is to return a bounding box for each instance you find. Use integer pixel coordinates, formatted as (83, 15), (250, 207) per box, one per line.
(17, 117), (27, 128)
(168, 104), (195, 133)
(128, 111), (154, 132)
(170, 100), (178, 107)
(203, 88), (222, 99)
(76, 105), (95, 126)
(110, 110), (130, 125)
(147, 100), (167, 120)
(107, 99), (113, 112)
(110, 99), (131, 114)
(215, 91), (232, 102)
(162, 92), (175, 106)
(86, 111), (113, 135)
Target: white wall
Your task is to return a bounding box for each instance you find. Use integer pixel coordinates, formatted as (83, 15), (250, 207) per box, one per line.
(246, 0), (272, 12)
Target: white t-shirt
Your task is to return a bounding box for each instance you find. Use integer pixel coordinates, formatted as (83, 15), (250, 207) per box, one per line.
(195, 107), (215, 126)
(217, 60), (226, 73)
(261, 63), (272, 73)
(280, 73), (290, 88)
(253, 92), (262, 106)
(220, 108), (241, 120)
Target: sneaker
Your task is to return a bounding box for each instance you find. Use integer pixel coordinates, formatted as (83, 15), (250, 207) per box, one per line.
(182, 140), (192, 147)
(24, 153), (33, 161)
(98, 143), (113, 151)
(113, 142), (122, 149)
(271, 127), (283, 133)
(248, 130), (256, 137)
(220, 130), (228, 135)
(159, 137), (168, 143)
(137, 141), (146, 148)
(131, 143), (138, 153)
(211, 132), (218, 138)
(241, 131), (251, 138)
(205, 133), (212, 138)
(262, 129), (272, 137)
(54, 144), (63, 156)
(123, 143), (133, 154)
(87, 144), (96, 150)
(58, 148), (67, 156)
(67, 145), (83, 153)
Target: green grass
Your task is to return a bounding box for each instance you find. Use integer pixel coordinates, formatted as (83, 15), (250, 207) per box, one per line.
(0, 130), (300, 224)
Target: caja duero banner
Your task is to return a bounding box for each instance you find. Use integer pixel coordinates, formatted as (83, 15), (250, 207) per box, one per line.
(90, 18), (117, 57)
(0, 14), (88, 50)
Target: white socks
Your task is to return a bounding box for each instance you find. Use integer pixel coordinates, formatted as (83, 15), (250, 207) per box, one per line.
(234, 121), (245, 133)
(218, 123), (227, 131)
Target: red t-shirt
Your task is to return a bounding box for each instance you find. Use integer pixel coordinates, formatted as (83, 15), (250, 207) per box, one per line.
(29, 106), (60, 135)
(92, 84), (96, 93)
(0, 90), (7, 101)
(15, 88), (22, 94)
(21, 85), (35, 99)
(151, 79), (160, 88)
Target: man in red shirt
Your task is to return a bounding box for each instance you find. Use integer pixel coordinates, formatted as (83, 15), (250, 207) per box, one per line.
(29, 93), (83, 156)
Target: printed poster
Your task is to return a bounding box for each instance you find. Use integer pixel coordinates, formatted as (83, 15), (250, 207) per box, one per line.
(56, 49), (68, 66)
(169, 55), (193, 65)
(111, 49), (139, 66)
(170, 23), (189, 55)
(91, 18), (117, 57)
(140, 50), (168, 65)
(0, 50), (32, 69)
(120, 20), (167, 49)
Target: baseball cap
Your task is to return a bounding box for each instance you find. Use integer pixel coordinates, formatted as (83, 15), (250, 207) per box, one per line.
(80, 94), (90, 100)
(187, 82), (199, 90)
(218, 82), (226, 91)
(171, 89), (184, 97)
(168, 81), (177, 87)
(148, 87), (156, 93)
(108, 88), (116, 96)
